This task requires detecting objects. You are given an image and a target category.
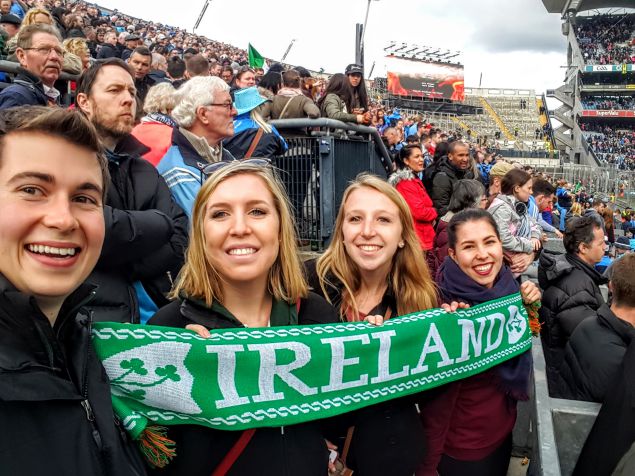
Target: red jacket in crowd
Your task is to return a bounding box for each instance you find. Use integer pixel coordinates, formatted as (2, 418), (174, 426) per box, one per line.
(389, 168), (438, 250)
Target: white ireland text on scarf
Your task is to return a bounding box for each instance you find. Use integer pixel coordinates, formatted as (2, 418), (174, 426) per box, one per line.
(92, 293), (531, 439)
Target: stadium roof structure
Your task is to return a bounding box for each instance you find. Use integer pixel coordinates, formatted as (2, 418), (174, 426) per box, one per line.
(542, 0), (635, 14)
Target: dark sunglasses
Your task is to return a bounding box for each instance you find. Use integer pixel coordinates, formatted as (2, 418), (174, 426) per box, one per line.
(202, 158), (272, 177)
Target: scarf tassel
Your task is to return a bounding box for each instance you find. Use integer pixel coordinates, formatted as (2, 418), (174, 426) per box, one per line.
(138, 425), (176, 468)
(524, 301), (542, 337)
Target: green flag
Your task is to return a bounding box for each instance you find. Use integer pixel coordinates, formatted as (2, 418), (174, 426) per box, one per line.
(248, 43), (265, 69)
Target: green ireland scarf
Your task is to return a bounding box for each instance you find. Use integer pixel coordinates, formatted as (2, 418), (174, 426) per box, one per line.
(93, 293), (530, 453)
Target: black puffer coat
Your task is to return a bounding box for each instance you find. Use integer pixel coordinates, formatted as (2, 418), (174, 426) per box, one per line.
(87, 134), (188, 323)
(0, 276), (147, 476)
(572, 338), (635, 476)
(538, 250), (606, 396)
(560, 304), (635, 402)
(423, 156), (475, 216)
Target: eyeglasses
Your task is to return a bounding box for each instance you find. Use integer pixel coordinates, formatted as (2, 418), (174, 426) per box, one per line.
(202, 158), (271, 177)
(23, 46), (65, 57)
(204, 102), (234, 112)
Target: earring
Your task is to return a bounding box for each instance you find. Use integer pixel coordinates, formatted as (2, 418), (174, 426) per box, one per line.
(398, 241), (405, 248)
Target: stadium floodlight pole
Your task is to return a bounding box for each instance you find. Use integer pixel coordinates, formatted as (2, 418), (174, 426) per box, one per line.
(281, 39), (296, 63)
(193, 0), (211, 32)
(358, 0), (380, 70)
(368, 60), (376, 79)
(361, 0), (380, 48)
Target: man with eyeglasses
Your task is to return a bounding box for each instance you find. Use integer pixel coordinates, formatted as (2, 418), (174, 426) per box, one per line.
(0, 24), (63, 109)
(156, 76), (236, 218)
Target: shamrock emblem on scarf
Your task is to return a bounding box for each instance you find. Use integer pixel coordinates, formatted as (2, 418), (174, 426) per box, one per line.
(111, 360), (182, 400)
(102, 342), (202, 415)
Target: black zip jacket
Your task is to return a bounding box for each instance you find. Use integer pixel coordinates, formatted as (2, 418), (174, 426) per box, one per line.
(0, 276), (147, 476)
(423, 156), (475, 217)
(304, 259), (427, 476)
(147, 292), (338, 476)
(538, 250), (607, 397)
(560, 304), (635, 403)
(87, 134), (188, 323)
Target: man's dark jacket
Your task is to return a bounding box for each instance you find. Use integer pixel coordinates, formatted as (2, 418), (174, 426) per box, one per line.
(538, 250), (606, 396)
(135, 74), (161, 104)
(97, 42), (119, 59)
(0, 276), (147, 476)
(560, 304), (634, 402)
(573, 337), (635, 476)
(423, 156), (474, 216)
(86, 134), (188, 323)
(0, 68), (52, 109)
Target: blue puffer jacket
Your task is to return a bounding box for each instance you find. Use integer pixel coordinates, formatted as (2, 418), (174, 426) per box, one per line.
(0, 69), (52, 109)
(158, 128), (235, 219)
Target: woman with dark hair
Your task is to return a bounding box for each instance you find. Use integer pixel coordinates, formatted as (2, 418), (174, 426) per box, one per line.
(318, 73), (370, 124)
(389, 145), (437, 252)
(488, 168), (542, 260)
(258, 70), (283, 97)
(344, 63), (369, 113)
(433, 179), (487, 267)
(420, 209), (540, 476)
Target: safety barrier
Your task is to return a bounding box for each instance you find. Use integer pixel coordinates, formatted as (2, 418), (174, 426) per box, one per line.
(528, 338), (600, 476)
(270, 118), (393, 249)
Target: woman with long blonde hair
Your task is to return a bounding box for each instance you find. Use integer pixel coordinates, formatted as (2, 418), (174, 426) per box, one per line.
(305, 173), (439, 476)
(149, 161), (338, 476)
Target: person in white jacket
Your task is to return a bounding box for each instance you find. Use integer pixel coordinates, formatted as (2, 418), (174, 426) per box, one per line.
(488, 169), (542, 274)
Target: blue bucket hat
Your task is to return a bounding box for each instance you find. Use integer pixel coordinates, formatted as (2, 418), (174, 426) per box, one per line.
(233, 86), (268, 116)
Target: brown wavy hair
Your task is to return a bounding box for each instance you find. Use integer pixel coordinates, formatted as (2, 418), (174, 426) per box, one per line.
(316, 174), (438, 319)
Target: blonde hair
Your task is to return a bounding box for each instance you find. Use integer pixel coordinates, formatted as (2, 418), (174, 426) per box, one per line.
(570, 202), (582, 216)
(143, 82), (177, 115)
(316, 174), (438, 319)
(170, 161), (308, 306)
(250, 109), (272, 133)
(22, 8), (53, 26)
(62, 37), (89, 58)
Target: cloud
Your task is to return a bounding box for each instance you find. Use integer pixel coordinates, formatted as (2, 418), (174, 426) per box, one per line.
(411, 0), (566, 54)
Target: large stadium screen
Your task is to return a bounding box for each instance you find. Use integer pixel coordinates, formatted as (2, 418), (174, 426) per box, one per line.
(385, 56), (464, 101)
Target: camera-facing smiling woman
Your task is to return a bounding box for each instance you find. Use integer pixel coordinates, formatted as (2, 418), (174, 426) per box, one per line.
(420, 209), (540, 476)
(149, 160), (339, 476)
(305, 174), (439, 476)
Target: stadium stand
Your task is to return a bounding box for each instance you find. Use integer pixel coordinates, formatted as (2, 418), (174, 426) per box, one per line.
(545, 11), (634, 166)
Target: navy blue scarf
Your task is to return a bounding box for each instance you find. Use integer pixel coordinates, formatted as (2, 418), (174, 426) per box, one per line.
(438, 257), (532, 401)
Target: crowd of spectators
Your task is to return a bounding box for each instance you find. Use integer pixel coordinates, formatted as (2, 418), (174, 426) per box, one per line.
(582, 95), (635, 110)
(581, 123), (635, 170)
(575, 14), (635, 65)
(1, 3), (635, 476)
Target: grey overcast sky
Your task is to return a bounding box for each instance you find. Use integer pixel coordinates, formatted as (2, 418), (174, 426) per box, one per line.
(101, 0), (570, 94)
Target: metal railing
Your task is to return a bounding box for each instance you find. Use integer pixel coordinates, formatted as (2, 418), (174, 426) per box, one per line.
(270, 118), (393, 249)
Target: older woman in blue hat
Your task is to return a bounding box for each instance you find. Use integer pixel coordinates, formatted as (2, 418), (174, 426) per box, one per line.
(223, 86), (288, 159)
